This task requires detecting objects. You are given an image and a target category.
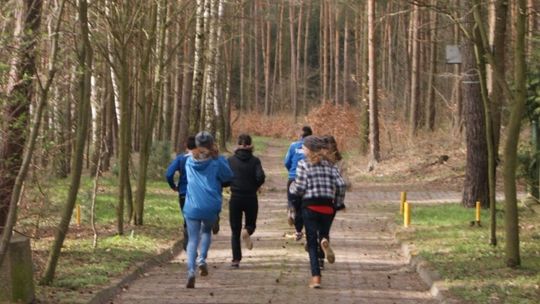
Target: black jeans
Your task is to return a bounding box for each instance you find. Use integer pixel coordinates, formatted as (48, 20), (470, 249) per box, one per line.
(179, 195), (188, 250)
(229, 195), (259, 261)
(303, 208), (334, 276)
(287, 179), (303, 233)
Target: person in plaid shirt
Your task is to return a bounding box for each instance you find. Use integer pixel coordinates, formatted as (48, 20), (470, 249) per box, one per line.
(289, 135), (346, 289)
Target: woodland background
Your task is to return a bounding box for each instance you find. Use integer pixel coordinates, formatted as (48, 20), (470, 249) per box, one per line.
(0, 0), (539, 299)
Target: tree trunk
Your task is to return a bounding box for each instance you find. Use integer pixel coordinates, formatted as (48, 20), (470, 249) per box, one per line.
(461, 1), (488, 208)
(289, 2), (298, 118)
(0, 0), (42, 236)
(503, 0), (527, 268)
(425, 1), (438, 131)
(409, 3), (420, 137)
(204, 0), (217, 131)
(302, 0), (311, 114)
(41, 0), (92, 284)
(367, 0), (380, 169)
(189, 0), (206, 134)
(178, 34), (193, 151)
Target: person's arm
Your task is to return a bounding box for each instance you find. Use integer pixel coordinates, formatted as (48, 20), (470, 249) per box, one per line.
(255, 158), (266, 189)
(218, 156), (234, 185)
(289, 160), (307, 196)
(333, 166), (347, 210)
(165, 156), (180, 190)
(284, 144), (294, 170)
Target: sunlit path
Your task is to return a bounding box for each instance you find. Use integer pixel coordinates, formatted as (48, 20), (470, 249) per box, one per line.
(113, 139), (439, 304)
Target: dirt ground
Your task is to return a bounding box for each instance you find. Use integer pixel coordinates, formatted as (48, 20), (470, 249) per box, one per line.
(111, 138), (448, 304)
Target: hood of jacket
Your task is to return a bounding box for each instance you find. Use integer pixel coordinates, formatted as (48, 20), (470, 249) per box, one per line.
(189, 156), (213, 171)
(234, 148), (253, 162)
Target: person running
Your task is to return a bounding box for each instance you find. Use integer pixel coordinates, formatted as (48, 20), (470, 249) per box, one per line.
(165, 136), (196, 250)
(183, 131), (234, 288)
(289, 135), (346, 289)
(284, 125), (312, 241)
(227, 133), (266, 268)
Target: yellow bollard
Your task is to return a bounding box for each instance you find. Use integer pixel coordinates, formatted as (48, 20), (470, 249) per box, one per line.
(403, 202), (411, 227)
(76, 204), (81, 227)
(400, 192), (407, 214)
(475, 201), (481, 223)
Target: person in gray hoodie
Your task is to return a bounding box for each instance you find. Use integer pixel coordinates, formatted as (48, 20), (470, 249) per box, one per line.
(184, 131), (234, 288)
(227, 134), (265, 268)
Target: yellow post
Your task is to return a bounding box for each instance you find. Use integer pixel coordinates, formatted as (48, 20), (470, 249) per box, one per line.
(400, 191), (407, 214)
(76, 204), (81, 227)
(475, 201), (481, 223)
(403, 202), (411, 227)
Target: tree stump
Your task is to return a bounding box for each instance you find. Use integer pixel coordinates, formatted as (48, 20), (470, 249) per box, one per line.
(0, 233), (35, 303)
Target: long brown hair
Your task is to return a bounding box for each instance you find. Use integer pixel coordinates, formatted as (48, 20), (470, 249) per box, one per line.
(192, 144), (219, 160)
(304, 146), (326, 165)
(321, 135), (342, 164)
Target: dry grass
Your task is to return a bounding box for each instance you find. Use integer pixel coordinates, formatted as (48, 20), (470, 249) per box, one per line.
(232, 104), (468, 190)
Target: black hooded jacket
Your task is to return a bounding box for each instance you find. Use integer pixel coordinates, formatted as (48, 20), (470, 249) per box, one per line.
(227, 148), (265, 197)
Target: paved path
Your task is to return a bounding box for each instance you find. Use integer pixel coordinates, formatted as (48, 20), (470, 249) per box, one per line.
(113, 139), (444, 304)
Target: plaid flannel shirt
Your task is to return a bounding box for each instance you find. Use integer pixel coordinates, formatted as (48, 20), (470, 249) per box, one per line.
(289, 159), (346, 207)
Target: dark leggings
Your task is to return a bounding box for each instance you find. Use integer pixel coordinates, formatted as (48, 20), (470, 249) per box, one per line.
(229, 195), (259, 261)
(287, 179), (303, 233)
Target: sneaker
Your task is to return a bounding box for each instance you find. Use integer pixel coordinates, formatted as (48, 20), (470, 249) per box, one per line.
(212, 217), (220, 235)
(319, 258), (325, 270)
(230, 260), (240, 268)
(320, 238), (335, 264)
(242, 229), (253, 250)
(198, 264), (208, 276)
(295, 232), (303, 241)
(186, 275), (195, 288)
(309, 276), (321, 289)
(287, 208), (295, 226)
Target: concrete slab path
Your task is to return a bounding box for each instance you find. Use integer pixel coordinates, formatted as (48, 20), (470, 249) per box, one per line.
(112, 139), (445, 304)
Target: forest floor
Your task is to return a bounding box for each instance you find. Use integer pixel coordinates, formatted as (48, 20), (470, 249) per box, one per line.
(110, 137), (459, 304)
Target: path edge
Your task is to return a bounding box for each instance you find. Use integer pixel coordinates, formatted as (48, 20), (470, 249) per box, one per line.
(388, 221), (455, 303)
(87, 239), (184, 304)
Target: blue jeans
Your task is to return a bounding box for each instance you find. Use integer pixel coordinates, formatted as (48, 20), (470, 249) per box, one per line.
(302, 208), (334, 276)
(185, 216), (217, 277)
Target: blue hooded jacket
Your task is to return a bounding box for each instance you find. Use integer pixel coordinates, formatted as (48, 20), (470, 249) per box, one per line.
(183, 155), (234, 220)
(284, 139), (305, 179)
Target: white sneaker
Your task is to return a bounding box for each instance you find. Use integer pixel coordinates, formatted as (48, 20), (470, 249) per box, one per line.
(321, 238), (335, 264)
(242, 229), (253, 250)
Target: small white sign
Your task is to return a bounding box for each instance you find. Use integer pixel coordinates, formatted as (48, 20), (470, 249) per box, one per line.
(445, 45), (461, 64)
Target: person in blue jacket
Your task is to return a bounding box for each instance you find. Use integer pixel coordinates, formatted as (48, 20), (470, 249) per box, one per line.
(165, 135), (196, 250)
(284, 125), (312, 241)
(183, 131), (233, 289)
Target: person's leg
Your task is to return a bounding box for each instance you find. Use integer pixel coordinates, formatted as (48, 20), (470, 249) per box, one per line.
(293, 196), (304, 238)
(229, 197), (243, 262)
(286, 179), (295, 226)
(185, 217), (201, 280)
(302, 208), (321, 278)
(319, 213), (335, 263)
(197, 216), (217, 269)
(244, 197), (258, 235)
(180, 196), (188, 250)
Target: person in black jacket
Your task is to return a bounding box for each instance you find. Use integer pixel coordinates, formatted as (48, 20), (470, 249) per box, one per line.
(227, 133), (266, 268)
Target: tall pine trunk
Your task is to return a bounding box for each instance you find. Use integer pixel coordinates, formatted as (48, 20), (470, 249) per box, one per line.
(41, 0), (92, 284)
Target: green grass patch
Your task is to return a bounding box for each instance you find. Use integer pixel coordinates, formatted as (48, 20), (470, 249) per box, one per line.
(396, 203), (540, 304)
(20, 173), (182, 303)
